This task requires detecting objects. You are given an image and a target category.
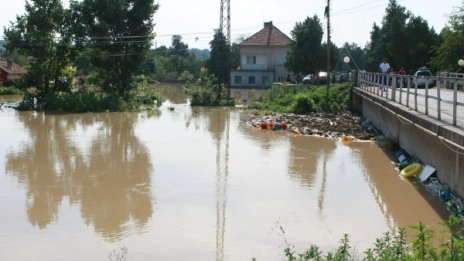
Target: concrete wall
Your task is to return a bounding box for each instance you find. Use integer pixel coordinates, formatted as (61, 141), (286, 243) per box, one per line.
(353, 88), (464, 197)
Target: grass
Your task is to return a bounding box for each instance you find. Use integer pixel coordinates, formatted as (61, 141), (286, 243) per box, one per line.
(247, 83), (353, 114)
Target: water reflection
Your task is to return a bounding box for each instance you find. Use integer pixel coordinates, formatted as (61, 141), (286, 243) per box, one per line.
(348, 142), (448, 232)
(5, 112), (155, 240)
(287, 136), (336, 188)
(207, 108), (230, 261)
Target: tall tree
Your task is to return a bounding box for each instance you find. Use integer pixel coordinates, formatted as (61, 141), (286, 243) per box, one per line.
(320, 42), (339, 72)
(80, 0), (158, 99)
(430, 6), (464, 71)
(170, 35), (189, 57)
(4, 0), (75, 100)
(365, 23), (383, 71)
(207, 30), (230, 86)
(285, 15), (324, 74)
(365, 0), (438, 73)
(405, 16), (439, 71)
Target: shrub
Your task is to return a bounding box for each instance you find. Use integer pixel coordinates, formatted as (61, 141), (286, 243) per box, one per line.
(293, 93), (317, 114)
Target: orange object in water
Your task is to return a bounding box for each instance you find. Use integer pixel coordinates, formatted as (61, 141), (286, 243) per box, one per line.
(280, 123), (288, 130)
(259, 122), (268, 129)
(342, 135), (354, 144)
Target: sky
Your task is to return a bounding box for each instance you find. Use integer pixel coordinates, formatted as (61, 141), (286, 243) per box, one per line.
(0, 0), (462, 50)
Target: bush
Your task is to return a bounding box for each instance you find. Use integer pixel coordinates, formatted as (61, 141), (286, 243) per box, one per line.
(293, 93), (317, 114)
(0, 86), (23, 95)
(251, 83), (352, 114)
(16, 85), (160, 112)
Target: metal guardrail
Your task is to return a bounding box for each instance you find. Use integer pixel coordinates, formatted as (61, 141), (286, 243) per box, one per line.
(357, 71), (464, 128)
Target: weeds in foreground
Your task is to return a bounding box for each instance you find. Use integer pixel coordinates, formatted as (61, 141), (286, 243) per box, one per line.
(280, 218), (464, 261)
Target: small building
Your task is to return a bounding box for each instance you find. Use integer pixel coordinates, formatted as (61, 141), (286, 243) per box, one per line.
(0, 59), (27, 84)
(230, 21), (292, 91)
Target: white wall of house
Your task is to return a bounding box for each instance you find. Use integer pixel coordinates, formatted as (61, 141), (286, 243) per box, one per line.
(239, 46), (289, 81)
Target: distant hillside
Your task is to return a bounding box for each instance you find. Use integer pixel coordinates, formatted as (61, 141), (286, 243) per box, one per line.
(191, 48), (210, 61)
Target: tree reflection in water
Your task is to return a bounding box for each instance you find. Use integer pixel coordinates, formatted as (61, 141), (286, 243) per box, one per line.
(6, 111), (156, 241)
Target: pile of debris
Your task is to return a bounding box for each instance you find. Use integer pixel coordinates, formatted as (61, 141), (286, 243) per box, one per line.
(247, 111), (377, 140)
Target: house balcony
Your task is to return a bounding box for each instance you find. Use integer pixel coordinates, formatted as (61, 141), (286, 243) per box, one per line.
(241, 64), (268, 70)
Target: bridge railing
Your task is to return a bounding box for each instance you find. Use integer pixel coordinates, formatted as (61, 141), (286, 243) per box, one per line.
(357, 71), (464, 128)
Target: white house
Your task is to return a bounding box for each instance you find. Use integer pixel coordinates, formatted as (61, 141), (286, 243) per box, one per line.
(230, 22), (292, 90)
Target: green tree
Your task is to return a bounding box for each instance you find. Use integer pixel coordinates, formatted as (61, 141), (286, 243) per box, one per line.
(285, 15), (323, 74)
(365, 0), (438, 73)
(79, 0), (158, 99)
(365, 23), (384, 71)
(336, 43), (366, 71)
(170, 35), (189, 57)
(207, 29), (230, 87)
(320, 42), (339, 72)
(4, 0), (75, 100)
(405, 16), (439, 71)
(430, 6), (464, 71)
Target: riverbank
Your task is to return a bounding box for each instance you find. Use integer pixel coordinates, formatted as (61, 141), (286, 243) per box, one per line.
(247, 111), (377, 140)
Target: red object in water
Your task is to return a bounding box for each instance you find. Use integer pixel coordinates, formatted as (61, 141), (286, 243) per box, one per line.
(268, 122), (274, 130)
(259, 122), (268, 129)
(280, 123), (288, 130)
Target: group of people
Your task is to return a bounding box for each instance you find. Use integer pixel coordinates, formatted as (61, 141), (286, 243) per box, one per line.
(379, 58), (408, 86)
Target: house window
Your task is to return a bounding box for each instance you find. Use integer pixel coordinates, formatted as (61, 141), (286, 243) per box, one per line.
(234, 75), (242, 84)
(262, 76), (269, 85)
(248, 76), (256, 84)
(246, 56), (256, 64)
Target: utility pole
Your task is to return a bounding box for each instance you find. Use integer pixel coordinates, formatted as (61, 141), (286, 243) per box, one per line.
(219, 0), (231, 43)
(220, 0), (231, 101)
(326, 0), (331, 98)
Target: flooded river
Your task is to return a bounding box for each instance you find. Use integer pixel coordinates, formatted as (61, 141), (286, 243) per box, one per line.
(0, 85), (448, 260)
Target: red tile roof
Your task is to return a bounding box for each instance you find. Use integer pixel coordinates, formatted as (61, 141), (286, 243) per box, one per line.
(0, 60), (27, 75)
(240, 22), (292, 47)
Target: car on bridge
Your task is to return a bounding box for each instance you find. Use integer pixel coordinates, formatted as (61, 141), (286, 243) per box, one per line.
(413, 67), (436, 88)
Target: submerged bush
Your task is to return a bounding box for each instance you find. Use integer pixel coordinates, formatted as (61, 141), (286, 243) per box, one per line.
(0, 86), (23, 95)
(16, 85), (160, 112)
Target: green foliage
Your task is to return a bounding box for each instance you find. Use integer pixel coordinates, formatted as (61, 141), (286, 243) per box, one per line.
(187, 72), (221, 106)
(336, 43), (365, 71)
(4, 0), (76, 99)
(17, 85), (159, 112)
(430, 6), (464, 71)
(77, 0), (159, 99)
(249, 83), (352, 114)
(282, 218), (464, 261)
(286, 16), (324, 74)
(364, 0), (439, 72)
(293, 93), (317, 114)
(207, 30), (230, 85)
(141, 37), (203, 83)
(0, 86), (23, 95)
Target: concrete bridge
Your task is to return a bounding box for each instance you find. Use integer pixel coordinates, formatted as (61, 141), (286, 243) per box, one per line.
(352, 71), (464, 196)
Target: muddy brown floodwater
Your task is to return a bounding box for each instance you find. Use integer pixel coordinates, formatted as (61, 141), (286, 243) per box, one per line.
(0, 85), (449, 260)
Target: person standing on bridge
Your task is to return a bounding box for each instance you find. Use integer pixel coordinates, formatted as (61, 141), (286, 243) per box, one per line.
(379, 58), (390, 88)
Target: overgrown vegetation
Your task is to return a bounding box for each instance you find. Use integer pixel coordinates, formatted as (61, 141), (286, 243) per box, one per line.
(185, 67), (233, 106)
(16, 84), (160, 112)
(283, 217), (464, 261)
(0, 86), (23, 95)
(248, 83), (352, 114)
